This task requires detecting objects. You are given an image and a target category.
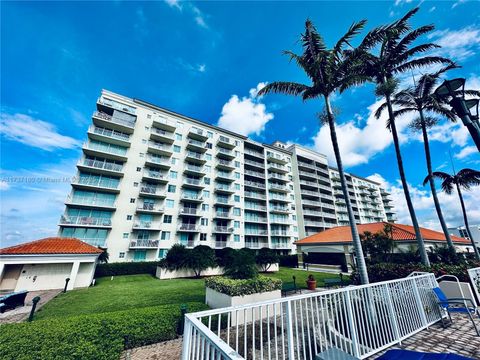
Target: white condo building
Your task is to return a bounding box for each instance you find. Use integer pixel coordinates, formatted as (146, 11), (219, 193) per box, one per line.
(58, 90), (396, 262)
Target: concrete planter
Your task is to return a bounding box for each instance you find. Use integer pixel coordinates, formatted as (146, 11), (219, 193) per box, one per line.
(155, 263), (279, 280)
(205, 287), (282, 323)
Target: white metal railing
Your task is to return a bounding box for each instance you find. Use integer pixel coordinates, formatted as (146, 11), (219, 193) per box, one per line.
(81, 158), (123, 172)
(468, 267), (480, 304)
(182, 274), (443, 360)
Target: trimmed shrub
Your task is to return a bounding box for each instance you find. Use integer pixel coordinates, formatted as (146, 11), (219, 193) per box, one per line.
(216, 247), (236, 267)
(94, 261), (162, 277)
(163, 244), (190, 270)
(256, 248), (279, 272)
(184, 245), (217, 277)
(224, 248), (258, 279)
(205, 276), (282, 296)
(0, 302), (208, 360)
(279, 254), (298, 268)
(351, 261), (480, 285)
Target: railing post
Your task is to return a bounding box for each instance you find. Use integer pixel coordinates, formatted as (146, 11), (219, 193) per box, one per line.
(412, 280), (428, 327)
(384, 285), (401, 344)
(344, 290), (360, 358)
(182, 315), (193, 360)
(285, 300), (296, 360)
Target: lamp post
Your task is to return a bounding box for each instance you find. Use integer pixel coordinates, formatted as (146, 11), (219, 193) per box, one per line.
(435, 78), (480, 152)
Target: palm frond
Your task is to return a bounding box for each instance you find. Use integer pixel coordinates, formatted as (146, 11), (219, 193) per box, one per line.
(374, 102), (388, 119)
(430, 171), (455, 194)
(392, 25), (436, 59)
(302, 19), (326, 64)
(257, 81), (309, 97)
(456, 168), (480, 189)
(333, 20), (367, 55)
(394, 56), (454, 74)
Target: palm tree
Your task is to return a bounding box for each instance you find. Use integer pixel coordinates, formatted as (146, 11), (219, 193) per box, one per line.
(385, 65), (480, 253)
(425, 168), (480, 260)
(258, 19), (377, 284)
(364, 7), (454, 266)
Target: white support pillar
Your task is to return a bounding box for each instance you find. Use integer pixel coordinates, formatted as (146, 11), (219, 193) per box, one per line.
(0, 262), (5, 284)
(67, 261), (80, 291)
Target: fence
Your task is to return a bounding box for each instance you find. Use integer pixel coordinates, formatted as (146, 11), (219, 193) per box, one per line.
(468, 267), (480, 304)
(182, 273), (442, 360)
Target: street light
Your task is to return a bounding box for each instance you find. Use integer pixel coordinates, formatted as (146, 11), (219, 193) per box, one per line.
(435, 78), (480, 152)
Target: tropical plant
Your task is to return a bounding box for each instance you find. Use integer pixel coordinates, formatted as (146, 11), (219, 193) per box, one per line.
(255, 247), (279, 272)
(428, 244), (460, 265)
(164, 244), (189, 270)
(184, 245), (217, 278)
(382, 64), (478, 251)
(364, 7), (454, 266)
(97, 248), (109, 264)
(258, 19), (372, 284)
(425, 168), (480, 260)
(360, 225), (396, 262)
(224, 248), (258, 279)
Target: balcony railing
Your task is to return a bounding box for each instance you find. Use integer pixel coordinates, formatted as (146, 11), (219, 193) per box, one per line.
(245, 191), (266, 200)
(66, 195), (115, 207)
(151, 127), (175, 140)
(83, 141), (127, 157)
(146, 155), (170, 167)
(270, 241), (290, 248)
(181, 192), (203, 201)
(217, 148), (234, 157)
(245, 241), (268, 249)
(59, 216), (112, 227)
(244, 149), (264, 158)
(133, 220), (159, 229)
(90, 125), (130, 142)
(73, 176), (119, 190)
(244, 180), (265, 189)
(244, 159), (264, 168)
(213, 226), (233, 233)
(178, 224), (199, 231)
(93, 110), (136, 128)
(245, 170), (265, 178)
(129, 239), (159, 248)
(184, 178), (203, 186)
(244, 229), (268, 236)
(269, 183), (287, 191)
(140, 185), (165, 196)
(182, 273), (442, 360)
(215, 184), (232, 192)
(148, 141), (173, 153)
(180, 208), (201, 216)
(80, 158), (123, 173)
(137, 203), (163, 212)
(215, 211), (230, 218)
(245, 216), (267, 223)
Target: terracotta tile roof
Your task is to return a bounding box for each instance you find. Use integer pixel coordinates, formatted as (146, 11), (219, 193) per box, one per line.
(0, 237), (104, 255)
(295, 222), (470, 245)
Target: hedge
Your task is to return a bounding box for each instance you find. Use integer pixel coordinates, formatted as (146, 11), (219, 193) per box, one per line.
(205, 276), (282, 296)
(0, 302), (208, 360)
(94, 261), (164, 277)
(279, 254), (298, 268)
(350, 261), (480, 284)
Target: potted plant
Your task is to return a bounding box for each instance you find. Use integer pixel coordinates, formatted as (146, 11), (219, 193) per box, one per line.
(306, 274), (316, 290)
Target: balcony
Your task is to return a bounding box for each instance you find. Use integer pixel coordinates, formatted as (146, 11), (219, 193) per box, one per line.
(316, 167), (330, 176)
(77, 158), (123, 176)
(269, 183), (288, 193)
(300, 179), (319, 188)
(245, 170), (265, 179)
(270, 240), (290, 249)
(215, 172), (234, 182)
(188, 127), (209, 141)
(139, 184), (166, 198)
(182, 178), (205, 189)
(244, 229), (268, 236)
(270, 229), (290, 236)
(244, 191), (266, 200)
(298, 170), (317, 179)
(214, 211), (231, 219)
(145, 155), (171, 169)
(215, 197), (233, 206)
(267, 152), (288, 164)
(244, 180), (266, 189)
(186, 139), (207, 152)
(129, 239), (159, 249)
(65, 195), (116, 210)
(150, 127), (175, 143)
(216, 159), (235, 171)
(298, 161), (315, 170)
(71, 176), (119, 193)
(304, 220), (327, 227)
(59, 215), (112, 228)
(217, 135), (236, 149)
(320, 193), (334, 201)
(244, 159), (264, 169)
(177, 224), (199, 232)
(301, 188), (320, 197)
(244, 204), (267, 212)
(133, 220), (160, 230)
(318, 184), (332, 192)
(179, 208), (202, 217)
(92, 111), (135, 133)
(214, 241), (228, 248)
(269, 216), (290, 224)
(184, 164), (205, 176)
(152, 115), (176, 132)
(186, 151), (206, 164)
(217, 147), (235, 160)
(87, 125), (130, 146)
(180, 192), (204, 203)
(268, 172), (287, 182)
(244, 148), (264, 159)
(214, 183), (234, 193)
(302, 199), (322, 207)
(142, 170), (168, 184)
(269, 194), (289, 203)
(245, 241), (268, 249)
(244, 216), (267, 223)
(147, 141), (173, 157)
(136, 203), (164, 214)
(82, 141), (128, 161)
(267, 162), (288, 173)
(212, 226), (233, 234)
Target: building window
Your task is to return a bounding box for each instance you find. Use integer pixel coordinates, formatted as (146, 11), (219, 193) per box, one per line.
(205, 154), (212, 161)
(166, 199), (174, 208)
(145, 126), (149, 130)
(206, 143), (212, 149)
(130, 198), (135, 203)
(235, 161), (240, 168)
(168, 185), (176, 193)
(161, 231), (171, 240)
(175, 133), (182, 140)
(174, 145), (181, 153)
(234, 221), (240, 229)
(170, 171), (177, 179)
(235, 172), (240, 179)
(119, 252), (125, 258)
(163, 215), (172, 223)
(203, 190), (210, 198)
(207, 131), (213, 138)
(127, 215), (132, 220)
(235, 183), (240, 190)
(123, 233), (129, 239)
(204, 177), (210, 185)
(171, 158), (177, 165)
(147, 114), (151, 119)
(233, 208), (241, 216)
(133, 182), (139, 187)
(234, 195), (240, 202)
(200, 233), (207, 241)
(201, 218), (208, 226)
(234, 235), (240, 242)
(158, 249), (167, 259)
(136, 167), (141, 172)
(142, 139), (147, 144)
(139, 153), (144, 157)
(205, 165), (211, 172)
(202, 204), (209, 211)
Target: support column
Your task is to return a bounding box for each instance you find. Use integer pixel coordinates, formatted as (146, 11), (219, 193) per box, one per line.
(0, 262), (5, 285)
(67, 261), (80, 291)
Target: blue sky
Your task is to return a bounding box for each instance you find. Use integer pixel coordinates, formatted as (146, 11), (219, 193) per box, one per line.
(1, 0), (479, 247)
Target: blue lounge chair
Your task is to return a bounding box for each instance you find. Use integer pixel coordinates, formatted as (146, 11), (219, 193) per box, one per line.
(378, 349), (474, 359)
(433, 287), (480, 336)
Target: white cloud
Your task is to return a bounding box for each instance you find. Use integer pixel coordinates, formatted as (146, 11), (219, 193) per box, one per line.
(311, 99), (415, 167)
(429, 6), (436, 12)
(164, 1), (208, 29)
(427, 121), (470, 147)
(367, 173), (480, 230)
(217, 82), (274, 136)
(455, 146), (478, 159)
(198, 64), (206, 73)
(452, 0), (466, 9)
(0, 113), (80, 151)
(164, 0), (182, 10)
(428, 26), (480, 61)
(0, 180), (10, 191)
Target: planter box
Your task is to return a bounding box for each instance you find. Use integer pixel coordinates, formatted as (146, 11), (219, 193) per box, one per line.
(205, 287), (282, 323)
(155, 263), (279, 280)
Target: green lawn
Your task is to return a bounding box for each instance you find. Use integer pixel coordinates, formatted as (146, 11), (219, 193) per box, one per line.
(35, 267), (344, 320)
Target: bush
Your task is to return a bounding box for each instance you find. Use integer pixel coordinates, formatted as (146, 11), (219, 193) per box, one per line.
(279, 254), (298, 268)
(0, 302), (208, 360)
(216, 247), (236, 267)
(94, 261), (162, 277)
(256, 248), (279, 272)
(164, 244), (190, 270)
(224, 248), (258, 279)
(205, 276), (282, 296)
(184, 245), (217, 277)
(350, 261), (480, 284)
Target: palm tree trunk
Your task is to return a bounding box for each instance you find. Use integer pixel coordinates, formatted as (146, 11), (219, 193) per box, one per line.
(324, 95), (369, 284)
(419, 110), (456, 251)
(456, 183), (480, 260)
(385, 94), (430, 266)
